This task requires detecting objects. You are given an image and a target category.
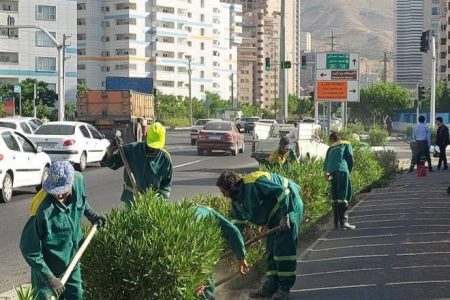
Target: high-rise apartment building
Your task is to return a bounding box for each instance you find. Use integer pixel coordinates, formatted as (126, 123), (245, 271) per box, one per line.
(394, 0), (423, 89)
(77, 0), (242, 100)
(0, 1), (77, 101)
(225, 0), (301, 108)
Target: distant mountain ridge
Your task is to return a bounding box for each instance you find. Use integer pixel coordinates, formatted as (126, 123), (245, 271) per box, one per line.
(302, 0), (394, 59)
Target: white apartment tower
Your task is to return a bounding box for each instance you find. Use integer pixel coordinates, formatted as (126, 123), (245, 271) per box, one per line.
(77, 0), (242, 100)
(0, 0), (77, 101)
(394, 0), (423, 89)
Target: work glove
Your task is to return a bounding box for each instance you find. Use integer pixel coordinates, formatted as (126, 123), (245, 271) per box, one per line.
(279, 215), (291, 231)
(84, 208), (107, 228)
(46, 276), (65, 298)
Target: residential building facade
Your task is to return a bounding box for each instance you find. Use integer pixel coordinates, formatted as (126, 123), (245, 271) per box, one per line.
(0, 0), (77, 101)
(77, 0), (241, 100)
(394, 0), (423, 89)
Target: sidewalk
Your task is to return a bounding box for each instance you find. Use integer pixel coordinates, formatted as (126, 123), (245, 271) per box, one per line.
(292, 170), (450, 299)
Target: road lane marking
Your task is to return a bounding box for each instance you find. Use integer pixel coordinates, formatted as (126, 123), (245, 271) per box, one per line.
(392, 265), (450, 270)
(354, 207), (413, 212)
(352, 219), (406, 225)
(358, 202), (419, 208)
(405, 231), (450, 236)
(365, 198), (446, 202)
(319, 234), (398, 241)
(414, 218), (450, 221)
(412, 224), (450, 227)
(351, 213), (412, 219)
(173, 159), (212, 169)
(299, 254), (389, 263)
(291, 284), (377, 293)
(307, 243), (393, 252)
(397, 251), (450, 256)
(386, 280), (450, 286)
(353, 226), (405, 231)
(297, 268), (383, 277)
(401, 240), (450, 245)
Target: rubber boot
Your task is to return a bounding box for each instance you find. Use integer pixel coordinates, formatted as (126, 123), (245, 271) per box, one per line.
(271, 290), (290, 300)
(249, 288), (275, 299)
(341, 222), (356, 230)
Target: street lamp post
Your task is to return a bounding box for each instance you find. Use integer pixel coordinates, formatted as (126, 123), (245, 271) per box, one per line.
(0, 24), (65, 121)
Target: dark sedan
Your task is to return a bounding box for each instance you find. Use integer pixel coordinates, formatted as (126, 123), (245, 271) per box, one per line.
(197, 121), (245, 156)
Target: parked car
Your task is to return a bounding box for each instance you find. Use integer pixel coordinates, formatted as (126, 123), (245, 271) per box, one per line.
(0, 117), (42, 136)
(0, 128), (51, 203)
(30, 121), (110, 171)
(242, 117), (261, 133)
(190, 118), (221, 145)
(197, 121), (245, 156)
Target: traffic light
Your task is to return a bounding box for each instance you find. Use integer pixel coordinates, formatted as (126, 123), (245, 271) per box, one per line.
(281, 61), (291, 69)
(301, 55), (307, 70)
(420, 31), (430, 53)
(418, 85), (425, 101)
(265, 57), (271, 71)
(7, 15), (15, 38)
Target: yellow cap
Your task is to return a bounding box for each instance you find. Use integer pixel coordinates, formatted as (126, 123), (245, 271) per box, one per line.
(146, 122), (166, 149)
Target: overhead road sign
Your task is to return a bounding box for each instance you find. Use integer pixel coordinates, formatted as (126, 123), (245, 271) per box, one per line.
(317, 53), (359, 70)
(316, 81), (359, 102)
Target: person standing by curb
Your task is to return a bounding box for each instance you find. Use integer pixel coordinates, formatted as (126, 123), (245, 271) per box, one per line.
(410, 116), (433, 172)
(323, 132), (356, 231)
(436, 117), (449, 171)
(19, 161), (105, 300)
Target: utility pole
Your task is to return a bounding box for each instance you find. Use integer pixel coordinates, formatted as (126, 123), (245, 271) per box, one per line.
(280, 0), (288, 122)
(33, 83), (37, 118)
(382, 52), (389, 84)
(186, 56), (193, 126)
(231, 73), (236, 109)
(431, 36), (436, 129)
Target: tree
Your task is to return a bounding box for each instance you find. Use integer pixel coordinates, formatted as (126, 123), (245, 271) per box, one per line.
(349, 83), (413, 125)
(297, 97), (314, 118)
(65, 103), (77, 121)
(77, 82), (89, 93)
(19, 78), (58, 108)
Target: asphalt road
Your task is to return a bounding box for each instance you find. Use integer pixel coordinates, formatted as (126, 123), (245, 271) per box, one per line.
(0, 131), (258, 293)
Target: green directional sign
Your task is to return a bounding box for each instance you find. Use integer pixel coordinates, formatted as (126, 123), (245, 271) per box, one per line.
(326, 54), (350, 69)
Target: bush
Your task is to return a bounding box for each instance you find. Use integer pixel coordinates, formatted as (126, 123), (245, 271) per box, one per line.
(374, 150), (398, 181)
(161, 117), (190, 129)
(368, 127), (389, 146)
(346, 122), (365, 135)
(351, 142), (383, 193)
(405, 125), (413, 138)
(82, 193), (224, 300)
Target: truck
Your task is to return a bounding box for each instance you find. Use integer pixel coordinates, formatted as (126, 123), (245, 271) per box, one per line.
(106, 76), (153, 94)
(251, 122), (329, 163)
(77, 90), (155, 143)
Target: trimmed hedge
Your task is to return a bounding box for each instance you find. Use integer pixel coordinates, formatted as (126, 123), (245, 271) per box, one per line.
(368, 127), (389, 146)
(82, 194), (224, 300)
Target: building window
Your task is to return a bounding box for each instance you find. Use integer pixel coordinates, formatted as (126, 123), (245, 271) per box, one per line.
(78, 64), (86, 70)
(77, 18), (86, 26)
(101, 51), (110, 57)
(200, 71), (205, 78)
(201, 14), (205, 22)
(178, 81), (183, 88)
(201, 28), (205, 36)
(36, 57), (56, 71)
(201, 42), (205, 50)
(36, 31), (56, 47)
(77, 3), (86, 10)
(200, 57), (205, 64)
(101, 21), (110, 27)
(36, 5), (56, 21)
(77, 34), (86, 41)
(0, 52), (18, 64)
(101, 66), (110, 72)
(101, 6), (110, 12)
(77, 49), (86, 56)
(200, 85), (205, 92)
(201, 0), (205, 8)
(433, 0), (440, 4)
(432, 7), (440, 15)
(432, 19), (440, 28)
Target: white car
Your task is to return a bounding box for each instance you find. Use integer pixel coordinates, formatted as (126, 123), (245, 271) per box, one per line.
(0, 128), (51, 203)
(30, 122), (110, 171)
(0, 117), (42, 136)
(190, 119), (221, 145)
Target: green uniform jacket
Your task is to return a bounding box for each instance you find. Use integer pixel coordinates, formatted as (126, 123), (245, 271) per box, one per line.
(230, 172), (303, 228)
(268, 149), (298, 166)
(195, 205), (246, 260)
(19, 172), (90, 287)
(323, 141), (354, 173)
(103, 141), (173, 203)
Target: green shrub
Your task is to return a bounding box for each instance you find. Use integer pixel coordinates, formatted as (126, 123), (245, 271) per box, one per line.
(368, 127), (389, 146)
(15, 285), (37, 300)
(82, 193), (224, 300)
(351, 142), (383, 193)
(161, 117), (190, 129)
(346, 122), (365, 135)
(405, 125), (413, 138)
(374, 150), (398, 181)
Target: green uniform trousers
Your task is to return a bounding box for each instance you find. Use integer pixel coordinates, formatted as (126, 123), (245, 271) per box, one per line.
(331, 171), (352, 225)
(34, 266), (82, 300)
(263, 207), (302, 293)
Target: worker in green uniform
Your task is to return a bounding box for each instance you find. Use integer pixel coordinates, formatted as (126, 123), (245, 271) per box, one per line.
(216, 171), (303, 300)
(20, 161), (105, 300)
(268, 137), (298, 167)
(323, 132), (356, 230)
(102, 122), (173, 204)
(194, 205), (249, 300)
